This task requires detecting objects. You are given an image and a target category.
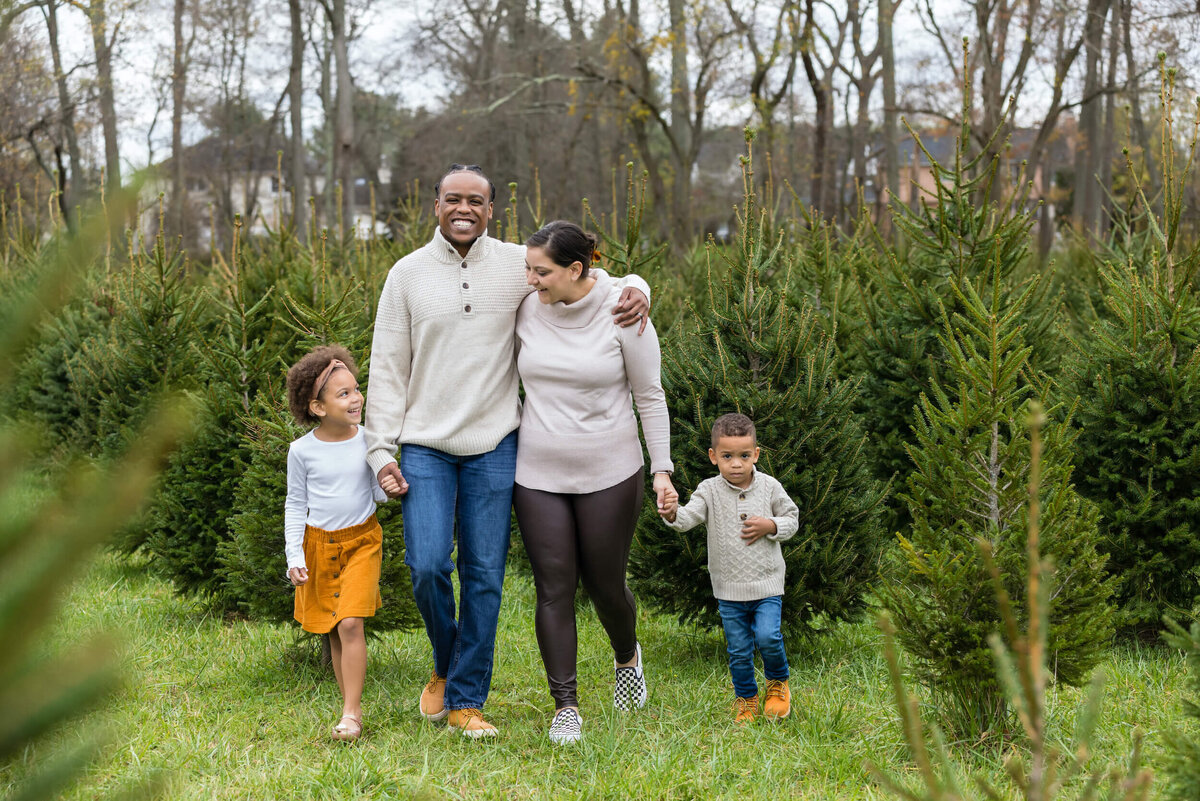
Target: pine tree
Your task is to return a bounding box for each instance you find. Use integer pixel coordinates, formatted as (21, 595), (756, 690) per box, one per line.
(217, 269), (420, 633)
(0, 194), (189, 800)
(1163, 616), (1200, 801)
(1066, 68), (1200, 634)
(13, 290), (113, 442)
(142, 218), (283, 601)
(629, 140), (888, 640)
(850, 88), (1057, 526)
(880, 268), (1114, 737)
(89, 238), (206, 459)
(871, 412), (1151, 801)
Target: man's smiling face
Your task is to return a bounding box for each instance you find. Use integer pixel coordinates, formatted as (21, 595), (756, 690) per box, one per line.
(435, 171), (493, 255)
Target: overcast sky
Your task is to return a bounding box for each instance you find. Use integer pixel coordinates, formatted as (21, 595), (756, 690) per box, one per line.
(42, 0), (1199, 175)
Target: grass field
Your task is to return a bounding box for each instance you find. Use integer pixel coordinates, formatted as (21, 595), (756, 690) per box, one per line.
(1, 552), (1186, 800)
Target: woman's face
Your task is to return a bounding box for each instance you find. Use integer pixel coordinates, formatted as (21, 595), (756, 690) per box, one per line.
(525, 245), (582, 304)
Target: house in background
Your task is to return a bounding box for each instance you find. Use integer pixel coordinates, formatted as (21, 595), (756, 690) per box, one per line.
(140, 135), (391, 252)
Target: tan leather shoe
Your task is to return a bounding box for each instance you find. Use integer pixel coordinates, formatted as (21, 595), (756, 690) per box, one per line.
(419, 673), (448, 721)
(763, 679), (791, 720)
(733, 695), (758, 723)
(447, 707), (498, 738)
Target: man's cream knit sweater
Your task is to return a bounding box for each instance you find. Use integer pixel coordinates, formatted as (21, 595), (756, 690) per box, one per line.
(365, 228), (648, 474)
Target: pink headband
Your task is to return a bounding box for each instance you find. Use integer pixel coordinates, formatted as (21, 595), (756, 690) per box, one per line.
(311, 359), (348, 401)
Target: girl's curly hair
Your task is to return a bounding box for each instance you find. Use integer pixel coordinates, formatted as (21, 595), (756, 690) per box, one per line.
(286, 345), (358, 426)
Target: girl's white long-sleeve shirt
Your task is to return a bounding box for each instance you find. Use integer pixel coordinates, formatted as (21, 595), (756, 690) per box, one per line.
(284, 427), (386, 570)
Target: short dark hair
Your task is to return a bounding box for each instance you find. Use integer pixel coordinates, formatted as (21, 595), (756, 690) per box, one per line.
(525, 220), (598, 279)
(711, 413), (756, 447)
(435, 163), (496, 202)
(286, 344), (358, 427)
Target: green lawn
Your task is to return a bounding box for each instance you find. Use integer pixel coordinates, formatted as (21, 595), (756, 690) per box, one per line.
(3, 554), (1187, 800)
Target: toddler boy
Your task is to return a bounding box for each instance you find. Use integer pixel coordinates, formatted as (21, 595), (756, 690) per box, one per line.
(658, 413), (799, 722)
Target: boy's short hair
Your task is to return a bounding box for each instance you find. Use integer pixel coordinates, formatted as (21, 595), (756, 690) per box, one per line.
(711, 413), (756, 447)
(286, 344), (358, 427)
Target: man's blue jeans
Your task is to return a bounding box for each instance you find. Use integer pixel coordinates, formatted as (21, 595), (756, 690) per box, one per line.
(717, 595), (789, 699)
(400, 431), (516, 710)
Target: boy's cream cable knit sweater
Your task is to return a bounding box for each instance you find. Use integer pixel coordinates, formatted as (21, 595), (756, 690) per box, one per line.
(665, 469), (799, 601)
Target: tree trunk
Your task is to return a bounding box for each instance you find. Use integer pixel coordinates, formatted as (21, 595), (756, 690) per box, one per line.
(668, 0), (692, 243)
(1073, 0), (1111, 237)
(1121, 0), (1156, 204)
(88, 0), (121, 195)
(332, 0), (354, 237)
(1098, 6), (1119, 236)
(289, 0), (307, 241)
(319, 23), (335, 233)
(170, 0), (187, 238)
(801, 0), (827, 218)
(880, 0), (899, 212)
(1037, 148), (1055, 258)
(44, 0), (82, 230)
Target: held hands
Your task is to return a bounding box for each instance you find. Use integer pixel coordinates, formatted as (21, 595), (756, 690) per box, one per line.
(740, 516), (777, 545)
(612, 287), (650, 335)
(378, 462), (409, 498)
(654, 473), (678, 522)
(288, 566), (309, 586)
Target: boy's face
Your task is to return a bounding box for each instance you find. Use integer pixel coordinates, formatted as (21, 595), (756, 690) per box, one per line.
(708, 435), (759, 488)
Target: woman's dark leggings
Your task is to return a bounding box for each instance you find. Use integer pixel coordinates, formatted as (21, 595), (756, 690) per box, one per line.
(513, 469), (644, 709)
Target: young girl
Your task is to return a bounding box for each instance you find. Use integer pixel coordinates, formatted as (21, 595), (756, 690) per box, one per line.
(284, 345), (399, 742)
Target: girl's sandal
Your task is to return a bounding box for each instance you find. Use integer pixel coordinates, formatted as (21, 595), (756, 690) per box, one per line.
(332, 714), (362, 742)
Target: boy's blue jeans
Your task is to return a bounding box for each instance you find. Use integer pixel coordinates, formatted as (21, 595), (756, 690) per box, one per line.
(717, 595), (789, 699)
(399, 430), (516, 710)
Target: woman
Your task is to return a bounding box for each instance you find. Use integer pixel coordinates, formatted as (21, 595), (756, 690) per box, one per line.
(513, 220), (676, 745)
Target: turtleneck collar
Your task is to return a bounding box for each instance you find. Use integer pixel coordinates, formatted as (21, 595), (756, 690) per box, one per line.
(535, 271), (612, 329)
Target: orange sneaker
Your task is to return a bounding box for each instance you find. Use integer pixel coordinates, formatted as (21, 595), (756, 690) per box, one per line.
(419, 673), (448, 722)
(764, 679), (791, 720)
(447, 707), (498, 739)
(733, 695), (758, 723)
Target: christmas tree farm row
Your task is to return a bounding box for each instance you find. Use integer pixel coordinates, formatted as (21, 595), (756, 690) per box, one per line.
(4, 95), (1200, 741)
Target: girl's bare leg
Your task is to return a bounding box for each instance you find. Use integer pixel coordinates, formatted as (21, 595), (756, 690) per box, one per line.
(328, 629), (346, 698)
(336, 616), (366, 720)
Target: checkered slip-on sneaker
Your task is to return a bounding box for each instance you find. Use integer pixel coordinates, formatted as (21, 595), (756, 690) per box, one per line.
(613, 642), (647, 711)
(548, 707), (583, 745)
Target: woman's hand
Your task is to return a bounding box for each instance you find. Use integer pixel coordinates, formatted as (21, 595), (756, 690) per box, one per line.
(288, 566), (309, 586)
(653, 472), (677, 515)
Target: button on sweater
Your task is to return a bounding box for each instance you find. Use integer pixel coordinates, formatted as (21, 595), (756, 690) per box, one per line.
(364, 228), (649, 472)
(664, 469), (799, 601)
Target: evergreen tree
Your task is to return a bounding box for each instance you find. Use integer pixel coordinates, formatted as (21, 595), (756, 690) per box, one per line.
(850, 100), (1057, 525)
(13, 290), (113, 442)
(88, 239), (206, 459)
(218, 273), (420, 633)
(1163, 616), (1200, 801)
(880, 270), (1114, 737)
(0, 196), (190, 800)
(629, 143), (888, 640)
(142, 220), (282, 601)
(1065, 70), (1200, 634)
(871, 413), (1152, 800)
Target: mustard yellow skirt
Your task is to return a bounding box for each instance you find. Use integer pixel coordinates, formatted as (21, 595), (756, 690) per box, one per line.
(294, 515), (383, 634)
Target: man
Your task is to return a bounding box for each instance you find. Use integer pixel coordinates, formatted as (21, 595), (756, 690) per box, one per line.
(365, 164), (650, 738)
